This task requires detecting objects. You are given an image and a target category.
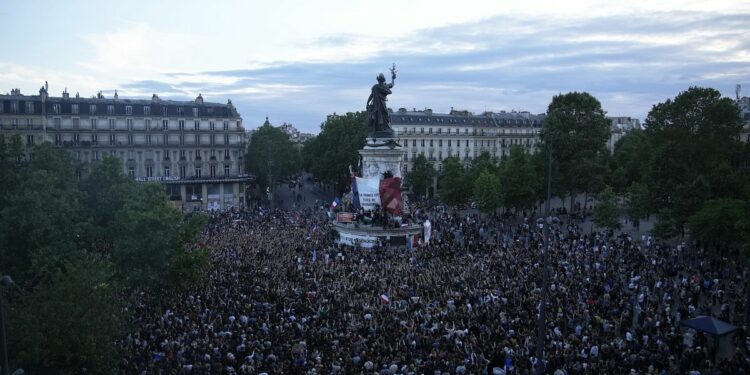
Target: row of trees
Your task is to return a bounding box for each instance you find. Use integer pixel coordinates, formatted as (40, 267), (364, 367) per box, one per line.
(0, 138), (208, 373)
(408, 89), (750, 252)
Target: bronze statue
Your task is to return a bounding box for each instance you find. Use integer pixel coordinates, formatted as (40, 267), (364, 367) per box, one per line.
(367, 64), (397, 139)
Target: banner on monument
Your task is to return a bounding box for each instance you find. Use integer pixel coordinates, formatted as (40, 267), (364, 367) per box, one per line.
(338, 232), (378, 248)
(379, 177), (403, 216)
(336, 212), (355, 222)
(355, 177), (381, 211)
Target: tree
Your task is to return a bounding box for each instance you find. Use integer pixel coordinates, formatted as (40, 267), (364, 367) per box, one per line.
(246, 123), (301, 190)
(593, 186), (621, 231)
(540, 92), (611, 213)
(8, 256), (123, 374)
(499, 145), (541, 213)
(473, 170), (502, 213)
(643, 87), (744, 237)
(625, 182), (650, 229)
(302, 112), (368, 193)
(687, 199), (749, 253)
(611, 129), (649, 193)
(111, 183), (208, 292)
(406, 154), (435, 198)
(467, 151), (498, 184)
(439, 156), (470, 206)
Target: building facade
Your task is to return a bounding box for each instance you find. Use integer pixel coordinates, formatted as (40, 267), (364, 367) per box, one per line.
(390, 107), (546, 173)
(607, 116), (642, 152)
(0, 85), (249, 210)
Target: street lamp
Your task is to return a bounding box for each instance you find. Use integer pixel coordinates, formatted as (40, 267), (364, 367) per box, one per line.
(535, 139), (553, 375)
(0, 275), (13, 375)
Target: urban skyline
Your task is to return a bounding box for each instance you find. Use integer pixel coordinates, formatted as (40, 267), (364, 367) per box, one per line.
(1, 1), (749, 132)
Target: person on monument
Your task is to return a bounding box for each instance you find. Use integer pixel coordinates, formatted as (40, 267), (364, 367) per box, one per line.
(366, 65), (396, 136)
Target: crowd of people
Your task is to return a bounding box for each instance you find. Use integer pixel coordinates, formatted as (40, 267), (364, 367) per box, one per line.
(120, 205), (750, 374)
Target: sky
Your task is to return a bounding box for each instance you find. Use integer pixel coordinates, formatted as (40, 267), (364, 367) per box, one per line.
(1, 0), (749, 133)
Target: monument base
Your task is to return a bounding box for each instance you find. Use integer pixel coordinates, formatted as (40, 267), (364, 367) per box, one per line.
(333, 221), (422, 248)
(359, 141), (405, 179)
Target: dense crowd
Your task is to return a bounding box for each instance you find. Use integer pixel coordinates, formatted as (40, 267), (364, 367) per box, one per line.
(121, 206), (750, 374)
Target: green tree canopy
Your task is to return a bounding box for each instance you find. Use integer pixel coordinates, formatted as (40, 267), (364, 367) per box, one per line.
(593, 186), (621, 231)
(406, 153), (435, 198)
(439, 156), (470, 206)
(625, 181), (650, 226)
(302, 112), (367, 192)
(473, 169), (502, 213)
(467, 151), (498, 184)
(643, 87), (744, 237)
(499, 145), (541, 213)
(687, 199), (749, 252)
(246, 123), (301, 189)
(540, 92), (611, 212)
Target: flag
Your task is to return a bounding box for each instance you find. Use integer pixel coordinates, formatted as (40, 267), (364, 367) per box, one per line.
(380, 294), (390, 304)
(379, 177), (403, 215)
(312, 248), (317, 262)
(332, 198), (340, 208)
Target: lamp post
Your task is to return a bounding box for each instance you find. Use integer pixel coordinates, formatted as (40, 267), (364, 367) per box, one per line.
(535, 141), (552, 375)
(0, 275), (13, 375)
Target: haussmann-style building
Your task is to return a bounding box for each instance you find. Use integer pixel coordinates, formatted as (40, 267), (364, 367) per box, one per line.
(0, 84), (250, 211)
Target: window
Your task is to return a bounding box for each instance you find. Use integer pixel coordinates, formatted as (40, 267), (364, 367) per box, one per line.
(162, 107), (168, 116)
(109, 119), (115, 130)
(412, 140), (416, 147)
(128, 150), (134, 160)
(177, 107), (184, 116)
(90, 118), (97, 130)
(179, 120), (185, 130)
(128, 167), (135, 178)
(429, 128), (433, 134)
(224, 149), (230, 159)
(93, 151), (100, 161)
(224, 166), (230, 176)
(107, 105), (114, 115)
(192, 108), (198, 117)
(448, 140), (452, 147)
(162, 135), (168, 145)
(429, 140), (433, 147)
(179, 166), (186, 177)
(180, 149), (186, 159)
(55, 134), (62, 146)
(10, 101), (18, 113)
(195, 150), (201, 160)
(128, 134), (133, 145)
(210, 165), (216, 177)
(75, 151), (81, 160)
(196, 135), (201, 145)
(127, 119), (133, 130)
(73, 133), (80, 145)
(210, 134), (215, 145)
(145, 119), (151, 130)
(72, 118), (80, 129)
(110, 150), (116, 157)
(162, 119), (169, 130)
(179, 135), (184, 146)
(420, 127), (424, 134)
(438, 140), (442, 147)
(92, 134), (98, 145)
(53, 103), (60, 114)
(26, 101), (34, 113)
(125, 106), (132, 115)
(224, 134), (230, 145)
(194, 120), (200, 130)
(163, 150), (170, 160)
(147, 135), (152, 145)
(109, 134), (116, 145)
(11, 119), (18, 129)
(26, 118), (33, 128)
(146, 166), (153, 177)
(223, 121), (229, 130)
(465, 140), (469, 147)
(195, 167), (202, 177)
(89, 104), (96, 114)
(26, 135), (34, 145)
(144, 106), (151, 116)
(164, 166), (171, 177)
(421, 139), (425, 147)
(210, 149), (216, 158)
(72, 104), (79, 114)
(209, 121), (215, 130)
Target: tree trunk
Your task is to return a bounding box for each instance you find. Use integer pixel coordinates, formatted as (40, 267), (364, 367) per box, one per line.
(569, 189), (576, 216)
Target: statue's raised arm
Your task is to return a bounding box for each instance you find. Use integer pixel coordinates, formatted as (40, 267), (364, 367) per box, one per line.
(389, 63), (397, 87)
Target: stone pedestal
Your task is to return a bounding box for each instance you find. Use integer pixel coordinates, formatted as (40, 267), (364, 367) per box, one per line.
(359, 142), (405, 179)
